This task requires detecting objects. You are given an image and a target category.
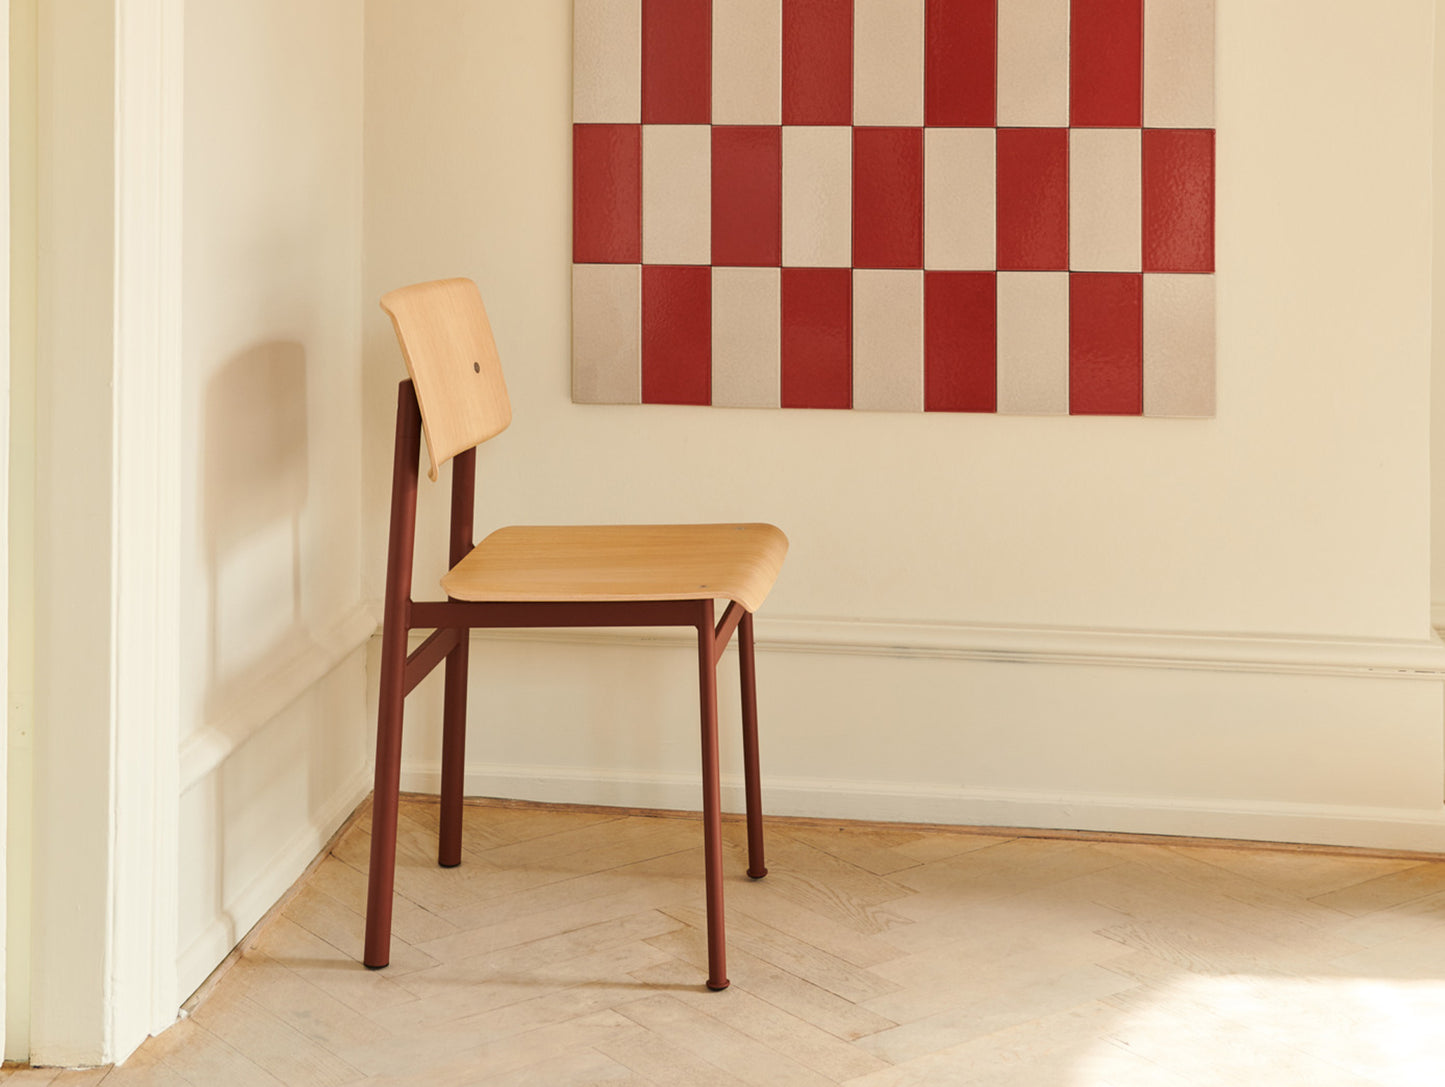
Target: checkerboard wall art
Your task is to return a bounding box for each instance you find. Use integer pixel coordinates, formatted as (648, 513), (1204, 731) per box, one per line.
(571, 0), (1216, 416)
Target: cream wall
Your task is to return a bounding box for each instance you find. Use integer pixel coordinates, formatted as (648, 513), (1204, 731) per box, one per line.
(177, 1), (370, 999)
(364, 0), (1445, 851)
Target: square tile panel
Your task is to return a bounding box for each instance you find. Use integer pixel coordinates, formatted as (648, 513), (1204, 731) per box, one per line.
(574, 0), (1216, 417)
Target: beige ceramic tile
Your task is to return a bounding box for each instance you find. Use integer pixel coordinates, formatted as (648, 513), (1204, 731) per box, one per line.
(1145, 0), (1215, 127)
(642, 124), (710, 265)
(854, 0), (924, 126)
(712, 267), (781, 408)
(572, 263), (641, 405)
(573, 0), (641, 123)
(782, 126), (852, 267)
(924, 128), (995, 271)
(997, 0), (1070, 127)
(997, 272), (1069, 414)
(1143, 273), (1216, 418)
(853, 270), (924, 412)
(713, 0), (781, 124)
(1071, 128), (1142, 272)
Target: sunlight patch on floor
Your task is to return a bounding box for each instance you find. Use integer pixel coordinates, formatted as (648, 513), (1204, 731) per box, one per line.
(1074, 974), (1445, 1086)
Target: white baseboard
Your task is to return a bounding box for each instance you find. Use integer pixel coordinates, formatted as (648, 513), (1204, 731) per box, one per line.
(176, 766), (372, 1001)
(399, 761), (1445, 855)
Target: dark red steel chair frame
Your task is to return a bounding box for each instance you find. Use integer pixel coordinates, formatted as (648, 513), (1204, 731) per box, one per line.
(364, 380), (767, 991)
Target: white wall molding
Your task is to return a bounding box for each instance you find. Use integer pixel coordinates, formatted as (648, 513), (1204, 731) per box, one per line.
(180, 607), (377, 792)
(0, 0), (11, 1056)
(450, 614), (1445, 682)
(176, 765), (371, 1000)
(398, 761), (1445, 856)
(30, 0), (184, 1065)
(110, 0), (185, 1058)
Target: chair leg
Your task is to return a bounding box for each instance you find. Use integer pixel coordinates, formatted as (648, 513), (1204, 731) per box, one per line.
(438, 637), (470, 867)
(366, 380), (422, 970)
(364, 618), (408, 969)
(739, 611), (767, 879)
(697, 601), (729, 991)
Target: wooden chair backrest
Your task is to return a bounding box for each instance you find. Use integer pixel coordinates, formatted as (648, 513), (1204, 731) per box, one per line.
(380, 277), (512, 481)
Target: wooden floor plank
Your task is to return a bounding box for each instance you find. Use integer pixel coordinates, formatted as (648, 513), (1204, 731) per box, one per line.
(45, 797), (1445, 1087)
(1309, 862), (1445, 917)
(619, 994), (836, 1087)
(628, 958), (890, 1082)
(594, 1019), (751, 1087)
(141, 1018), (287, 1087)
(642, 926), (900, 1042)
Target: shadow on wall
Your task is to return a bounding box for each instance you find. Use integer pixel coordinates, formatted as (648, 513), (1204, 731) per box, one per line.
(203, 341), (310, 723)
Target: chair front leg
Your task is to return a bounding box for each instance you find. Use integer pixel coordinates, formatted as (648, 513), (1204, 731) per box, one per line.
(697, 599), (729, 991)
(739, 610), (767, 879)
(364, 615), (408, 969)
(366, 380), (421, 970)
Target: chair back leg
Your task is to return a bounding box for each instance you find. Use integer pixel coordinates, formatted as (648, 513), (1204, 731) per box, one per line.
(739, 610), (767, 879)
(438, 448), (477, 867)
(364, 382), (422, 969)
(438, 642), (470, 867)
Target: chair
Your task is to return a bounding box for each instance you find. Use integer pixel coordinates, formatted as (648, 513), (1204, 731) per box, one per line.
(365, 277), (788, 990)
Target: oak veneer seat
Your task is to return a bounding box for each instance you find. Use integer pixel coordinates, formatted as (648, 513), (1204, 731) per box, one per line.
(443, 523), (788, 611)
(368, 277), (787, 991)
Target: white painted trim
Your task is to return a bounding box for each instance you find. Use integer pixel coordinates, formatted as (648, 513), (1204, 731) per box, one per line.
(455, 614), (1445, 681)
(108, 0), (185, 1061)
(176, 766), (372, 1001)
(180, 608), (378, 792)
(0, 0), (12, 1056)
(398, 761), (1445, 855)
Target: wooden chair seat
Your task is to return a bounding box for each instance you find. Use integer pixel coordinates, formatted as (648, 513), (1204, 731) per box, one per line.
(441, 523), (788, 611)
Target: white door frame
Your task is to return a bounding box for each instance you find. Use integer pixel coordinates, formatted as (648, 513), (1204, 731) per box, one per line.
(1, 0), (13, 1062)
(27, 0), (182, 1066)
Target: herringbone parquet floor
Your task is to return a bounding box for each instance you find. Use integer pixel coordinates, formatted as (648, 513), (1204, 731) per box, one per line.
(13, 797), (1445, 1086)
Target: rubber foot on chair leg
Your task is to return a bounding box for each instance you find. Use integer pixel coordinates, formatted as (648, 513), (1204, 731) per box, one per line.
(747, 867), (768, 879)
(439, 860), (460, 869)
(706, 978), (730, 991)
(364, 960), (389, 971)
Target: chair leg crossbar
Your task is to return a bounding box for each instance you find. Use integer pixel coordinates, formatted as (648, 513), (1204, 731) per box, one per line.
(363, 382), (767, 991)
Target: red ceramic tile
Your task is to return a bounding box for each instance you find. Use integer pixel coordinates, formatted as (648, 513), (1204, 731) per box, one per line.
(925, 272), (997, 411)
(925, 0), (996, 127)
(712, 126), (783, 267)
(996, 128), (1069, 271)
(573, 124), (642, 264)
(781, 268), (852, 408)
(783, 0), (852, 125)
(641, 0), (711, 124)
(642, 265), (712, 404)
(854, 127), (924, 269)
(1070, 272), (1143, 414)
(1070, 0), (1143, 126)
(1143, 128), (1215, 273)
